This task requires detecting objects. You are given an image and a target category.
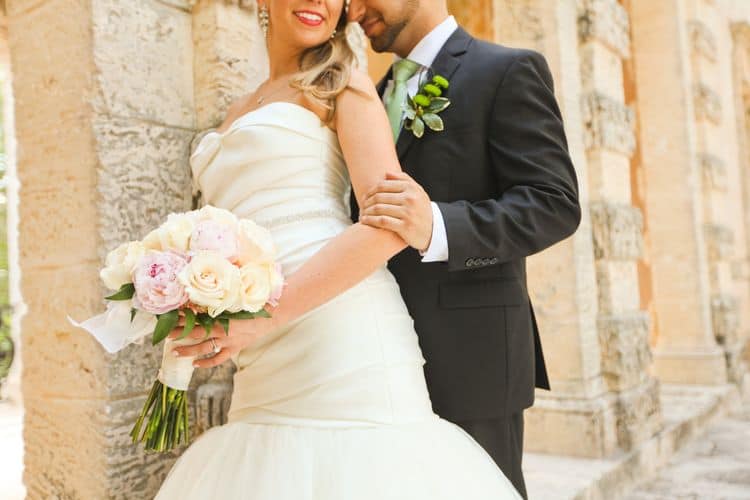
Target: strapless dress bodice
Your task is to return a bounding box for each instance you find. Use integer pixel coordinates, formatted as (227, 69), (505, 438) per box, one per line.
(190, 101), (353, 275)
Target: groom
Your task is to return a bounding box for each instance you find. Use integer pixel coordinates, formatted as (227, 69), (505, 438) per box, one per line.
(348, 1), (581, 497)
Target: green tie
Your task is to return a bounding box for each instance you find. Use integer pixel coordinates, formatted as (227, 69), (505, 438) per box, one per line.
(385, 58), (421, 141)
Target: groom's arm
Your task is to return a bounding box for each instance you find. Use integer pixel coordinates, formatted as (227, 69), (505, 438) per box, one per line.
(436, 49), (581, 272)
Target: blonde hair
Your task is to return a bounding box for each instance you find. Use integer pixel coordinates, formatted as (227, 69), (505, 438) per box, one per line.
(290, 10), (356, 124)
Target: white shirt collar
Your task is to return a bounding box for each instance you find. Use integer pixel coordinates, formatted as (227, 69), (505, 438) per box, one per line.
(394, 15), (459, 70)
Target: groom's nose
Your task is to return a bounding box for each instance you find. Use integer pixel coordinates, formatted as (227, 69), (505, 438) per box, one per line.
(347, 0), (366, 23)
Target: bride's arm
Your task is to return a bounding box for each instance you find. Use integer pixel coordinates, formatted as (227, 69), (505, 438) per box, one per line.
(260, 70), (407, 327)
(173, 71), (409, 365)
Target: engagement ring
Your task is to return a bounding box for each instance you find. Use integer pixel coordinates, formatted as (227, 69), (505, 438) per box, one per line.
(210, 338), (220, 354)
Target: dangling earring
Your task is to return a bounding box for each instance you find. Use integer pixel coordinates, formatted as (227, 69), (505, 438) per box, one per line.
(259, 4), (270, 38)
(332, 0), (350, 39)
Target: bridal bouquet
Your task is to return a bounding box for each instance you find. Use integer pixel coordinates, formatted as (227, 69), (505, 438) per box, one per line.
(67, 205), (284, 452)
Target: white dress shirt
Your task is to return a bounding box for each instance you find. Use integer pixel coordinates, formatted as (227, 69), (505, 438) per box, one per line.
(381, 15), (458, 263)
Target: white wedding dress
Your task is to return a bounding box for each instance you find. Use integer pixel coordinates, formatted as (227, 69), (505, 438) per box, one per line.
(154, 101), (522, 499)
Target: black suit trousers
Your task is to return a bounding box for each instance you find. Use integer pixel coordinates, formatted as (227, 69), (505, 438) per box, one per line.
(453, 412), (528, 499)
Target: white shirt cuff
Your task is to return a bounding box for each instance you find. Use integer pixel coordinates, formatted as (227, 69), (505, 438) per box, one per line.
(419, 202), (449, 262)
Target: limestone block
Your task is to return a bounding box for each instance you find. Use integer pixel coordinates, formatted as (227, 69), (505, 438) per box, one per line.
(579, 41), (625, 99)
(23, 395), (177, 500)
(586, 150), (632, 202)
(525, 391), (619, 457)
(689, 19), (718, 63)
(191, 0), (265, 129)
(596, 260), (641, 315)
(725, 342), (749, 384)
(492, 0), (545, 53)
(652, 349), (728, 385)
(698, 153), (728, 192)
(90, 0), (194, 128)
(194, 381), (232, 435)
(590, 201), (644, 260)
(694, 82), (723, 125)
(103, 396), (182, 500)
(578, 0), (631, 59)
(613, 377), (662, 450)
(18, 179), (99, 270)
(92, 116), (195, 256)
(598, 311), (652, 391)
(704, 223), (734, 261)
(22, 266), (165, 401)
(711, 293), (740, 345)
(581, 91), (636, 155)
(8, 0), (95, 176)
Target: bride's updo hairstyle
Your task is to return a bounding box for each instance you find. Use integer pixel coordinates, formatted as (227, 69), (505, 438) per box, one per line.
(290, 3), (356, 124)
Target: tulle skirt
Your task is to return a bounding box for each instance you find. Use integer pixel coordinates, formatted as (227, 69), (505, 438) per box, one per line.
(154, 415), (522, 499)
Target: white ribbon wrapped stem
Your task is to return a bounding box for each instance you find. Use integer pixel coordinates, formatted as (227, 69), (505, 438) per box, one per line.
(157, 336), (204, 391)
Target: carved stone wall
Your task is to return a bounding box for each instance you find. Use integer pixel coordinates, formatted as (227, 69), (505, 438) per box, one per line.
(577, 0), (660, 453)
(688, 0), (746, 384)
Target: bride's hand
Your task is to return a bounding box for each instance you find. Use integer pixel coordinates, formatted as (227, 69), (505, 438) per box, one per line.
(166, 314), (272, 368)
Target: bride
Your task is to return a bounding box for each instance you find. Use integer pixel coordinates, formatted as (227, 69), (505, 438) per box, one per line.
(155, 0), (522, 498)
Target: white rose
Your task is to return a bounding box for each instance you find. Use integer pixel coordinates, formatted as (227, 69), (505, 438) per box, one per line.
(234, 262), (273, 313)
(177, 251), (241, 318)
(100, 241), (146, 290)
(237, 219), (276, 265)
(194, 205), (239, 230)
(143, 212), (195, 252)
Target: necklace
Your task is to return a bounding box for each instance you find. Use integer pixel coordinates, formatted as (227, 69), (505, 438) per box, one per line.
(255, 78), (293, 105)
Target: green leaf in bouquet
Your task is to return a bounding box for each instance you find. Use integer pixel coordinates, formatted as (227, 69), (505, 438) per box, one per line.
(105, 282), (135, 301)
(130, 308), (137, 323)
(411, 116), (425, 138)
(197, 313), (215, 339)
(222, 309), (272, 320)
(152, 310), (179, 345)
(422, 113), (444, 132)
(218, 317), (230, 336)
(426, 97), (450, 113)
(178, 309), (196, 340)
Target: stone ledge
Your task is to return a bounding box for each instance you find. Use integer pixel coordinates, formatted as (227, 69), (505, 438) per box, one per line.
(524, 381), (747, 499)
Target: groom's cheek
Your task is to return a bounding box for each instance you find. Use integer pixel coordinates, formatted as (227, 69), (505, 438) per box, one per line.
(346, 0), (366, 23)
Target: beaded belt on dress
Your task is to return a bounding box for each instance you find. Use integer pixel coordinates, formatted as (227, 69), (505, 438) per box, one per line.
(253, 208), (352, 229)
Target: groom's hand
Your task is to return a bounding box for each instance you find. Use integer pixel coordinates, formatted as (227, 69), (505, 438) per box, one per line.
(360, 171), (433, 252)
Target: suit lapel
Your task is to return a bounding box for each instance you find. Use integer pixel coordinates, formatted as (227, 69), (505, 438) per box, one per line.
(395, 26), (473, 161)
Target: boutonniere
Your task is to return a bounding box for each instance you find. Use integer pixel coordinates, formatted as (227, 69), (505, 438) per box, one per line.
(404, 74), (451, 138)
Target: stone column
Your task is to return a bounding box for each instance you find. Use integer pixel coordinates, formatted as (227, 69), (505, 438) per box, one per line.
(698, 1), (750, 385)
(494, 0), (617, 458)
(578, 0), (661, 450)
(731, 22), (750, 369)
(628, 0), (730, 385)
(9, 0), (195, 497)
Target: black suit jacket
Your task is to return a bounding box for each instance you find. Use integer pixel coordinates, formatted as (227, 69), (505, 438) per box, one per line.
(351, 26), (581, 421)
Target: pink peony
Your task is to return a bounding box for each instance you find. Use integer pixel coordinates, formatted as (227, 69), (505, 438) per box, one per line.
(189, 220), (239, 262)
(132, 250), (190, 315)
